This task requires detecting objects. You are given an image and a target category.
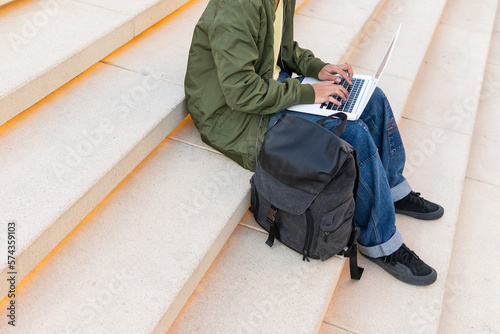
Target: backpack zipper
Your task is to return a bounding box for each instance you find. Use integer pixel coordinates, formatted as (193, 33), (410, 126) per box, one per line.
(302, 210), (314, 262)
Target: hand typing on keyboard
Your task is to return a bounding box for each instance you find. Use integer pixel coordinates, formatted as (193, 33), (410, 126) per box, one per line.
(318, 63), (353, 85)
(312, 80), (350, 105)
(321, 76), (362, 113)
(312, 63), (354, 105)
(333, 75), (353, 102)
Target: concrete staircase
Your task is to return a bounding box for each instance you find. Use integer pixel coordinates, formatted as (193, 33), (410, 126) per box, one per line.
(0, 0), (498, 333)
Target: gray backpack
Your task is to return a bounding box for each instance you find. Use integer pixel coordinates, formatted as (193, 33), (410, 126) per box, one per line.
(250, 113), (363, 279)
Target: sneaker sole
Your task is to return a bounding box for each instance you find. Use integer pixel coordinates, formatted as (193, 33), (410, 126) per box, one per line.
(362, 254), (438, 286)
(395, 205), (444, 220)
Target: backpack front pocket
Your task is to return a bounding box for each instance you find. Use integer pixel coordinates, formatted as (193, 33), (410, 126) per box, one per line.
(316, 199), (355, 261)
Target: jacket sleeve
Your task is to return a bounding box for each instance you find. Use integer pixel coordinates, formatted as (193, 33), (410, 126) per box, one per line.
(208, 0), (313, 115)
(283, 41), (327, 79)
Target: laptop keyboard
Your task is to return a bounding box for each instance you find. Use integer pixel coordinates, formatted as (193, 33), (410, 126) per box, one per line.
(320, 77), (365, 113)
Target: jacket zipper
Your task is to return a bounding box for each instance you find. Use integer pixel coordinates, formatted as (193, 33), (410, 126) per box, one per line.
(302, 210), (314, 262)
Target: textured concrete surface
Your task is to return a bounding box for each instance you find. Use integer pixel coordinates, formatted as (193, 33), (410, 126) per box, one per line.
(74, 0), (190, 34)
(438, 8), (500, 331)
(0, 0), (14, 6)
(489, 28), (500, 67)
(294, 0), (386, 64)
(102, 0), (208, 86)
(0, 0), (190, 126)
(403, 24), (493, 135)
(0, 62), (186, 298)
(319, 323), (358, 334)
(168, 115), (220, 154)
(168, 212), (345, 334)
(440, 0), (498, 33)
(465, 62), (500, 188)
(0, 0), (133, 126)
(437, 179), (500, 334)
(0, 137), (252, 334)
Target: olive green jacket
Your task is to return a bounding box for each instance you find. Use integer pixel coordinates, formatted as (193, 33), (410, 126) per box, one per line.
(184, 0), (326, 171)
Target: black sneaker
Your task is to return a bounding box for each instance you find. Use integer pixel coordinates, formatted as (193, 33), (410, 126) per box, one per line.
(394, 191), (444, 220)
(363, 244), (437, 286)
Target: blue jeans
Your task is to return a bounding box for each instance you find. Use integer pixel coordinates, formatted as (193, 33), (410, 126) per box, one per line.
(268, 72), (411, 257)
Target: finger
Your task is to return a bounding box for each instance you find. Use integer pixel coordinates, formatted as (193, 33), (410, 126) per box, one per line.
(334, 91), (346, 101)
(327, 95), (341, 106)
(343, 64), (354, 80)
(334, 86), (349, 101)
(322, 80), (337, 86)
(324, 70), (341, 83)
(336, 68), (352, 86)
(340, 85), (349, 99)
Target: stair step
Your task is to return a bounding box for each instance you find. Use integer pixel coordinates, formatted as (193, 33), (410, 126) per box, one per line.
(348, 0), (449, 121)
(0, 0), (206, 299)
(321, 0), (498, 333)
(293, 0), (389, 65)
(0, 129), (252, 333)
(463, 64), (500, 188)
(101, 0), (208, 86)
(0, 62), (187, 298)
(167, 213), (345, 334)
(0, 0), (15, 7)
(402, 1), (498, 135)
(437, 180), (500, 333)
(0, 0), (190, 127)
(438, 5), (500, 332)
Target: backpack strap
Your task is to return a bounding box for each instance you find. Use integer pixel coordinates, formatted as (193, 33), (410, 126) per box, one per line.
(316, 112), (348, 137)
(265, 205), (278, 247)
(345, 150), (363, 280)
(345, 227), (364, 280)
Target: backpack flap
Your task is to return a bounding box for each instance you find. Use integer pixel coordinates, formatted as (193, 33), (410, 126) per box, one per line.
(252, 114), (352, 252)
(253, 163), (315, 216)
(259, 114), (353, 195)
(251, 164), (318, 251)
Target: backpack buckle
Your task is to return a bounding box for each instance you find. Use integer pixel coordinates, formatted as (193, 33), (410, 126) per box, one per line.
(266, 206), (278, 224)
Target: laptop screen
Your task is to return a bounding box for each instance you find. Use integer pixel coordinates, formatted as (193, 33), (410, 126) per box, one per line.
(374, 24), (402, 80)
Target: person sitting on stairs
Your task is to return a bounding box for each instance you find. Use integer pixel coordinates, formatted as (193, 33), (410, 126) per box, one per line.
(184, 0), (444, 286)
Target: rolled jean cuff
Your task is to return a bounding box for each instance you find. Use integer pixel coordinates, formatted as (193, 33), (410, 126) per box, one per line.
(358, 229), (403, 258)
(391, 179), (411, 202)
